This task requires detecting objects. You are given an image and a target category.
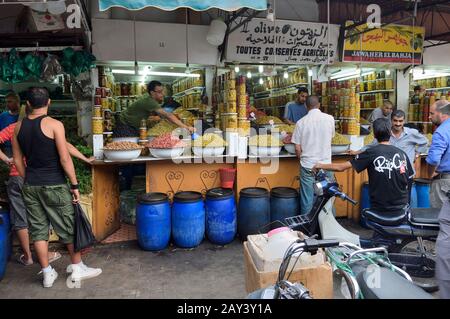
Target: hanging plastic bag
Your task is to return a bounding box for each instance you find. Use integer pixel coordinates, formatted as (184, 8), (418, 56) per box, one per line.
(74, 203), (96, 252)
(24, 53), (44, 79)
(41, 54), (63, 82)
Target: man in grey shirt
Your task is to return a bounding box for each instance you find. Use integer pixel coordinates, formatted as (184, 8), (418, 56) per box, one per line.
(352, 110), (428, 199)
(368, 100), (394, 124)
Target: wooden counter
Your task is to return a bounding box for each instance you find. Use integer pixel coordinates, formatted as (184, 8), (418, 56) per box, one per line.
(90, 153), (369, 241)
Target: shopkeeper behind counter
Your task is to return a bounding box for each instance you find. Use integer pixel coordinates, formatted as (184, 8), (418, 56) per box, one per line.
(115, 81), (195, 136)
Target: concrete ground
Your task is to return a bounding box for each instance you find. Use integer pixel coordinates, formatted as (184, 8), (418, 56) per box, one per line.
(0, 240), (247, 299)
(0, 220), (439, 299)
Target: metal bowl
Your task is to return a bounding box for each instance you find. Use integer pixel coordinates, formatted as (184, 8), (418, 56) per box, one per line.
(103, 149), (142, 161)
(249, 146), (282, 157)
(149, 147), (185, 158)
(331, 144), (350, 155)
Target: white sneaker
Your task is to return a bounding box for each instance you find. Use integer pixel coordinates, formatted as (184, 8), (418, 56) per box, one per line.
(43, 268), (58, 288)
(70, 263), (102, 282)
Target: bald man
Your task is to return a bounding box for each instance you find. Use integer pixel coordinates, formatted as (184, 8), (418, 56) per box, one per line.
(291, 95), (336, 215)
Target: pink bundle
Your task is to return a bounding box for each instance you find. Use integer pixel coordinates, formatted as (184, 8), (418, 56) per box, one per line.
(148, 133), (186, 149)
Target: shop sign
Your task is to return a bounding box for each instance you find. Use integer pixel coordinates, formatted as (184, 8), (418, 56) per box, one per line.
(343, 21), (425, 64)
(226, 18), (340, 64)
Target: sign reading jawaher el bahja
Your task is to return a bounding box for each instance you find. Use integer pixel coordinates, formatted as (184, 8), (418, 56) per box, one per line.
(343, 21), (425, 64)
(226, 18), (340, 65)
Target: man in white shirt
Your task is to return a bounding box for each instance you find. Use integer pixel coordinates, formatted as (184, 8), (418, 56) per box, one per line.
(292, 96), (335, 215)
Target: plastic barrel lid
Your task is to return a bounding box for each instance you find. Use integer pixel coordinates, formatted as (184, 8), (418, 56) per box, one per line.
(271, 187), (298, 198)
(174, 191), (203, 203)
(240, 187), (269, 198)
(138, 192), (168, 204)
(206, 188), (234, 199)
(414, 178), (432, 184)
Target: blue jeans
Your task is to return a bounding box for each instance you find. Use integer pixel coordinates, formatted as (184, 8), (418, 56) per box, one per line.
(300, 167), (334, 215)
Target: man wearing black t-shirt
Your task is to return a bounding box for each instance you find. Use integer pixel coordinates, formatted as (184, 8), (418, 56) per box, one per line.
(314, 118), (414, 212)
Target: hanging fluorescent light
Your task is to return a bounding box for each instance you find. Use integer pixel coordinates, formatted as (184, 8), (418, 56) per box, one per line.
(247, 71), (252, 79)
(258, 65), (264, 73)
(413, 70), (450, 81)
(112, 69), (200, 78)
(259, 78), (264, 85)
(283, 71), (288, 79)
(235, 66), (240, 73)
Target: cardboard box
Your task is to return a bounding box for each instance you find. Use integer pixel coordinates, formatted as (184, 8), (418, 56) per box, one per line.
(243, 241), (334, 299)
(28, 10), (65, 32)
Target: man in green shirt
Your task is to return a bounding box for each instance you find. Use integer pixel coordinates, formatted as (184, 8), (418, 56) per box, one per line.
(117, 80), (195, 135)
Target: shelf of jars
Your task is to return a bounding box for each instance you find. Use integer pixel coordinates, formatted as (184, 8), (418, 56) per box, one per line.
(409, 75), (450, 127)
(212, 70), (250, 135)
(252, 68), (308, 95)
(253, 82), (309, 98)
(172, 86), (205, 98)
(172, 70), (205, 95)
(358, 89), (394, 95)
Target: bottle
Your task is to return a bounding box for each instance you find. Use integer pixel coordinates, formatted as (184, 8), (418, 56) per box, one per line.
(139, 119), (147, 140)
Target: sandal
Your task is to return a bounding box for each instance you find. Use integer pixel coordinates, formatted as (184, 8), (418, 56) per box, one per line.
(48, 251), (62, 264)
(17, 254), (34, 266)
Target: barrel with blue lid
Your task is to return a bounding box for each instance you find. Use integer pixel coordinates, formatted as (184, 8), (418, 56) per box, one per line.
(238, 187), (270, 240)
(205, 188), (237, 245)
(136, 193), (171, 251)
(270, 187), (299, 229)
(172, 191), (205, 248)
(414, 178), (431, 208)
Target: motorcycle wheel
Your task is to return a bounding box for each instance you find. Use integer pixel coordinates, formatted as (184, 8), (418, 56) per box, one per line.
(390, 238), (436, 258)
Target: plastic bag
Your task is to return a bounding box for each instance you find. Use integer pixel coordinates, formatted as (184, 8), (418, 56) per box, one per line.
(41, 54), (63, 82)
(74, 203), (96, 252)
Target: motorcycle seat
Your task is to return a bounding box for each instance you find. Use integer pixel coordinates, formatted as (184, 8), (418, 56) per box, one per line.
(356, 267), (434, 299)
(362, 208), (407, 226)
(409, 208), (440, 225)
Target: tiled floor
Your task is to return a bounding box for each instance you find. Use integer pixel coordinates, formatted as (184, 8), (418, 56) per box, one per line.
(101, 223), (137, 244)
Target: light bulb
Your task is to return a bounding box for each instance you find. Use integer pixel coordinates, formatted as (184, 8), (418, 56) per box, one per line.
(283, 71), (288, 79)
(386, 70), (391, 76)
(247, 71), (252, 79)
(308, 69), (313, 77)
(235, 66), (240, 73)
(409, 68), (413, 74)
(258, 65), (264, 73)
(259, 78), (264, 85)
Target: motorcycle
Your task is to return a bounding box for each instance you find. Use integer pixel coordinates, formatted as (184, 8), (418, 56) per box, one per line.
(248, 171), (434, 298)
(282, 170), (438, 296)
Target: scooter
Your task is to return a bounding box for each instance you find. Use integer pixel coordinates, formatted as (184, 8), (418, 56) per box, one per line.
(248, 171), (434, 299)
(247, 237), (433, 299)
(286, 171), (439, 277)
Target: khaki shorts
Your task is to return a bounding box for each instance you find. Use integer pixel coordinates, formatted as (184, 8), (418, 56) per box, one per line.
(22, 184), (75, 244)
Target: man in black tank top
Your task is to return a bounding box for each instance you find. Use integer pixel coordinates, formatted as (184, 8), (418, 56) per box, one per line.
(12, 87), (102, 288)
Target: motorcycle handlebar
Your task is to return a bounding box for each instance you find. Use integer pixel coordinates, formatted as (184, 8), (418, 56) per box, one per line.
(330, 186), (358, 206)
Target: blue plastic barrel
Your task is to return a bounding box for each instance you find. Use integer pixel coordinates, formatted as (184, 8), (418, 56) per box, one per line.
(270, 187), (299, 229)
(172, 192), (205, 248)
(238, 188), (270, 240)
(410, 183), (418, 208)
(0, 207), (11, 281)
(205, 188), (237, 245)
(415, 178), (431, 208)
(136, 193), (171, 251)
